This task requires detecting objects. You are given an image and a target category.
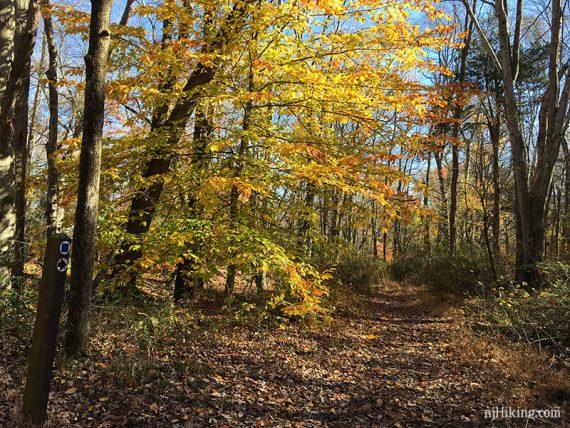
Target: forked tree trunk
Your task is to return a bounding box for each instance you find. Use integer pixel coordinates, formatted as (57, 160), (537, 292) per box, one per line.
(466, 0), (568, 283)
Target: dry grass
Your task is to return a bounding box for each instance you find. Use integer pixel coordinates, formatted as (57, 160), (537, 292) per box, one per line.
(452, 327), (570, 412)
(411, 283), (570, 420)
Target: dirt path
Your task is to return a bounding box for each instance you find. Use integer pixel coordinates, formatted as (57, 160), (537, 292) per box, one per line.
(0, 283), (560, 426)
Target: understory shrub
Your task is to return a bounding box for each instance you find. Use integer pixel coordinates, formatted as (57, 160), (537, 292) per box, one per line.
(334, 253), (388, 289)
(0, 285), (37, 345)
(477, 262), (570, 348)
(388, 255), (422, 282)
(389, 246), (492, 294)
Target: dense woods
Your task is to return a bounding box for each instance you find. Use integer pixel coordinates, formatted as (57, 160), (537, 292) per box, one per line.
(0, 0), (569, 425)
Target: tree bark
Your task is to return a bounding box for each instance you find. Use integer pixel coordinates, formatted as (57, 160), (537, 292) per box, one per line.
(0, 0), (40, 284)
(434, 150), (449, 243)
(488, 116), (501, 255)
(371, 200), (378, 257)
(11, 73), (29, 280)
(298, 185), (316, 255)
(493, 0), (566, 283)
(463, 0), (569, 282)
(562, 138), (570, 257)
(448, 10), (472, 254)
(65, 0), (112, 356)
(0, 0), (14, 102)
(43, 0), (60, 236)
(423, 153), (431, 253)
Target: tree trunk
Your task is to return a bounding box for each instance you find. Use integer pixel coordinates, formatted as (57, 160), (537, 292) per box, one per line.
(10, 0), (33, 285)
(449, 136), (460, 251)
(254, 270), (266, 292)
(225, 66), (253, 301)
(488, 118), (501, 255)
(43, 1), (60, 236)
(174, 258), (204, 301)
(65, 0), (112, 356)
(0, 0), (13, 102)
(173, 104), (212, 301)
(11, 73), (29, 281)
(371, 200), (378, 257)
(423, 153), (431, 253)
(493, 0), (566, 283)
(0, 0), (39, 284)
(550, 187), (561, 258)
(434, 151), (448, 243)
(448, 12), (472, 253)
(562, 138), (570, 257)
(298, 185), (316, 255)
(114, 2), (252, 282)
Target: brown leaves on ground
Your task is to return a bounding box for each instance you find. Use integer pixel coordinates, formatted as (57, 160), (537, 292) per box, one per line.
(1, 282), (568, 427)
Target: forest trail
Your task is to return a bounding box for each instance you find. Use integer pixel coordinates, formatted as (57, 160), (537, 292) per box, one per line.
(1, 283), (544, 427)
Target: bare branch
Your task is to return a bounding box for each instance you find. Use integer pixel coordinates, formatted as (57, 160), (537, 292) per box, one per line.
(461, 0), (502, 73)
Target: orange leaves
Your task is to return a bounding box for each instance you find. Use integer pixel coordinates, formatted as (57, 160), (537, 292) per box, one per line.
(274, 263), (331, 318)
(364, 153), (401, 163)
(200, 176), (263, 205)
(338, 156), (360, 167)
(280, 143), (327, 162)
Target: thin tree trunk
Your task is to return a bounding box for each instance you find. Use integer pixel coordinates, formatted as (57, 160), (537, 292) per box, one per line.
(65, 0), (112, 356)
(173, 104), (212, 301)
(298, 185), (316, 255)
(434, 151), (449, 243)
(11, 73), (29, 281)
(423, 153), (431, 253)
(371, 200), (378, 257)
(449, 12), (472, 253)
(550, 187), (561, 258)
(44, 0), (60, 236)
(562, 137), (570, 257)
(489, 118), (501, 255)
(26, 35), (44, 168)
(225, 67), (254, 300)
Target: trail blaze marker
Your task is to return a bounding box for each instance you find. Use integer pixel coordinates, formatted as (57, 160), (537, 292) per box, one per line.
(22, 233), (71, 425)
(56, 258), (68, 272)
(59, 241), (70, 255)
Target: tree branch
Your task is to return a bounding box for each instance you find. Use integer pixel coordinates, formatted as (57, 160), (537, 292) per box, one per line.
(461, 0), (502, 73)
